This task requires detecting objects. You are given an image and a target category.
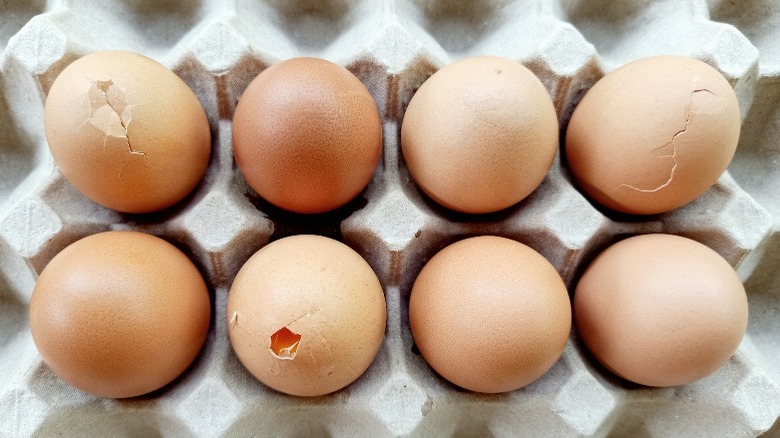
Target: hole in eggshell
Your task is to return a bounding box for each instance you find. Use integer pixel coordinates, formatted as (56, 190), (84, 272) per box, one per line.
(270, 327), (302, 360)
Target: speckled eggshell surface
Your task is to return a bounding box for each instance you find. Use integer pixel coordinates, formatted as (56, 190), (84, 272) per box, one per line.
(401, 56), (559, 214)
(44, 51), (211, 214)
(227, 235), (387, 397)
(232, 58), (382, 214)
(409, 236), (571, 393)
(29, 231), (211, 399)
(565, 56), (740, 215)
(573, 233), (748, 387)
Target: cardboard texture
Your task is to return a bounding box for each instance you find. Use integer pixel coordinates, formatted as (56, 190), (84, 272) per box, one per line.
(0, 0), (778, 436)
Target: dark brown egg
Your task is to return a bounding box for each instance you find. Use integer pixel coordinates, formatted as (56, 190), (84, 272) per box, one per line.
(232, 58), (382, 214)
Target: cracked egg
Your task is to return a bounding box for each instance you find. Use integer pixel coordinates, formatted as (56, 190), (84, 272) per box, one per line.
(227, 235), (386, 397)
(44, 51), (211, 214)
(565, 56), (740, 215)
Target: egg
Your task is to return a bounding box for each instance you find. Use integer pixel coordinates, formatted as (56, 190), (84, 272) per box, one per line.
(227, 235), (386, 396)
(409, 236), (571, 393)
(29, 231), (211, 398)
(44, 51), (211, 214)
(401, 56), (558, 214)
(573, 234), (748, 387)
(232, 58), (382, 214)
(565, 56), (740, 215)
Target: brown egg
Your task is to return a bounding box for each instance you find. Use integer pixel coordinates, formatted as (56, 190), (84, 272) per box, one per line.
(401, 56), (558, 214)
(44, 51), (211, 214)
(232, 58), (382, 214)
(565, 56), (740, 215)
(227, 235), (386, 396)
(29, 231), (211, 398)
(409, 236), (571, 393)
(573, 234), (748, 387)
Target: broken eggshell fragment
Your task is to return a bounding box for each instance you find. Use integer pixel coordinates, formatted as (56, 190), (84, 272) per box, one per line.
(44, 50), (211, 214)
(565, 56), (740, 215)
(227, 235), (386, 397)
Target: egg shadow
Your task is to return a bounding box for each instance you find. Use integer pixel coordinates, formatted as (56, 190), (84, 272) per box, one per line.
(569, 327), (648, 391)
(244, 190), (369, 242)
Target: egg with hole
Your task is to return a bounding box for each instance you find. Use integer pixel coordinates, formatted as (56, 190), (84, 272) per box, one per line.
(227, 235), (386, 396)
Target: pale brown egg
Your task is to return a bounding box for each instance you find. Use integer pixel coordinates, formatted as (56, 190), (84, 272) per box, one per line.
(227, 235), (386, 396)
(29, 231), (211, 398)
(574, 234), (748, 387)
(565, 56), (741, 215)
(44, 51), (211, 214)
(409, 236), (571, 393)
(401, 56), (558, 214)
(232, 58), (382, 214)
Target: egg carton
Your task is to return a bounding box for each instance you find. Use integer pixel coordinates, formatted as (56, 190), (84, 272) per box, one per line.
(0, 0), (779, 436)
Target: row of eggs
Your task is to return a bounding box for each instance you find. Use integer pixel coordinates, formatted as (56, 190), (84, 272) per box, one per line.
(32, 230), (746, 398)
(45, 51), (740, 217)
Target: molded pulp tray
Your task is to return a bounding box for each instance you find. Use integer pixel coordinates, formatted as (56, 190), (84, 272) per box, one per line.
(1, 0), (779, 436)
